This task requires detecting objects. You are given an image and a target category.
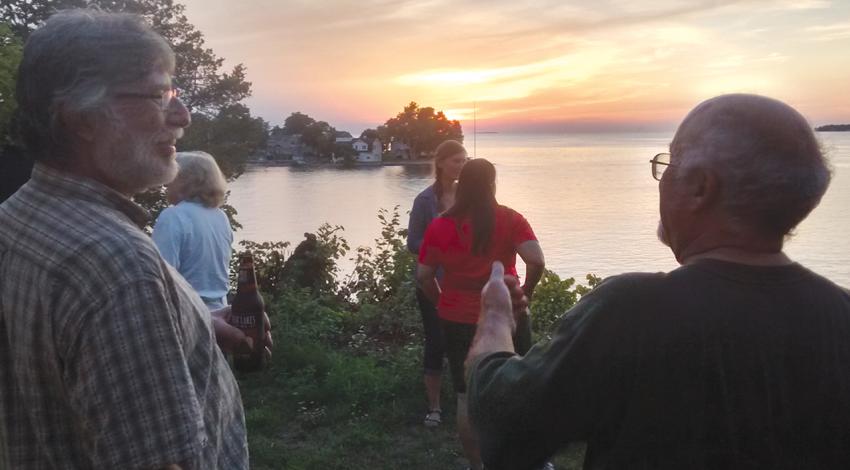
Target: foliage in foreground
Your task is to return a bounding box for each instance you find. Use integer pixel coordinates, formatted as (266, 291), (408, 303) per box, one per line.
(0, 23), (22, 147)
(234, 207), (597, 468)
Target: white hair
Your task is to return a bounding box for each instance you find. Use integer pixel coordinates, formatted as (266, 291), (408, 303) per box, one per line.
(173, 151), (228, 208)
(673, 94), (831, 237)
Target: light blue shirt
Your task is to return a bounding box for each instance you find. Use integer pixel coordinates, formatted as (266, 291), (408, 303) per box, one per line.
(152, 201), (233, 309)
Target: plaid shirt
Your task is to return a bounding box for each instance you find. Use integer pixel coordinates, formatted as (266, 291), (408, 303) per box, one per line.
(0, 164), (248, 469)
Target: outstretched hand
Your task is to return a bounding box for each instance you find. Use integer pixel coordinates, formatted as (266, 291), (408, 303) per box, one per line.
(480, 261), (529, 333)
(467, 262), (529, 366)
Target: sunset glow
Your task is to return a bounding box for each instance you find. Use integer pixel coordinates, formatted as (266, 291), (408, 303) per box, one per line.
(180, 0), (850, 133)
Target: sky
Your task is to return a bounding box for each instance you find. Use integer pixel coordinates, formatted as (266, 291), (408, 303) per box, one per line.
(179, 0), (850, 134)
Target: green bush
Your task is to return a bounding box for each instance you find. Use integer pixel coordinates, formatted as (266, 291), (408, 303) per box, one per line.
(232, 239), (291, 294)
(234, 209), (595, 468)
(337, 206), (420, 354)
(531, 270), (602, 341)
(343, 206), (415, 304)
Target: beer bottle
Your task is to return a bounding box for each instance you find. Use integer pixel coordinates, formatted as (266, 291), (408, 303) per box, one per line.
(231, 252), (267, 372)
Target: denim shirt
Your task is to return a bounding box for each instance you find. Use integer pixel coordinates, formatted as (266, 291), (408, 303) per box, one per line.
(407, 184), (440, 255)
(408, 184), (444, 282)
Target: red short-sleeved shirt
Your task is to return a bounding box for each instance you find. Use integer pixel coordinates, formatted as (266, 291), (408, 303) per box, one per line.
(419, 205), (537, 324)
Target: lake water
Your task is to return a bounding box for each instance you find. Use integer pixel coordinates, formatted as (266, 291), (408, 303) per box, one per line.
(228, 132), (850, 287)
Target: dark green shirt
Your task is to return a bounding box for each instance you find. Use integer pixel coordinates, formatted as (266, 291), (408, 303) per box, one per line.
(469, 260), (850, 470)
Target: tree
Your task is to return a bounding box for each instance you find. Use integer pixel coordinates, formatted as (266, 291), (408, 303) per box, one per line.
(279, 112), (342, 159)
(179, 103), (269, 178)
(382, 102), (463, 159)
(301, 120), (336, 158)
(0, 23), (22, 146)
(334, 142), (357, 164)
(282, 112), (316, 135)
(0, 0), (252, 116)
(0, 0), (59, 39)
(1, 0), (263, 222)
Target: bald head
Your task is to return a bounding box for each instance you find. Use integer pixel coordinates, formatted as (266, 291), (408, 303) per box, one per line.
(670, 94), (830, 238)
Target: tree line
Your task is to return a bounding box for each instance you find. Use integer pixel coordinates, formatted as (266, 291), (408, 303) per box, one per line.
(271, 103), (464, 161)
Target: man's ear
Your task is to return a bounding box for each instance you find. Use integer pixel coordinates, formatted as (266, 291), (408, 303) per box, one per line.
(59, 105), (98, 143)
(688, 168), (719, 211)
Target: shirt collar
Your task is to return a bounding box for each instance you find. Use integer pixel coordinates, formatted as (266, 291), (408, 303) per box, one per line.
(30, 163), (151, 229)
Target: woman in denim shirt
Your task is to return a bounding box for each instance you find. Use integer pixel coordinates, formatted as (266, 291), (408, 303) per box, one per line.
(407, 140), (468, 427)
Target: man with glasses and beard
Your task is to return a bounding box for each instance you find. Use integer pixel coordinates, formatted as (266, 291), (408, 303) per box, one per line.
(0, 10), (265, 469)
(466, 94), (850, 469)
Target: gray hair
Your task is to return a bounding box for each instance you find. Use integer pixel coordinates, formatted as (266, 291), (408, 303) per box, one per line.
(15, 9), (175, 161)
(673, 94), (831, 238)
(173, 151), (227, 208)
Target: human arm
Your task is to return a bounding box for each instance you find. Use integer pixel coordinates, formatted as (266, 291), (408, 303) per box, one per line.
(416, 263), (441, 305)
(466, 262), (529, 360)
(466, 276), (637, 470)
(517, 240), (544, 300)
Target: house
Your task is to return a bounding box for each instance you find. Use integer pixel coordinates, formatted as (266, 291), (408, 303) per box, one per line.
(265, 132), (307, 163)
(351, 138), (369, 153)
(354, 138), (382, 163)
(334, 131), (353, 143)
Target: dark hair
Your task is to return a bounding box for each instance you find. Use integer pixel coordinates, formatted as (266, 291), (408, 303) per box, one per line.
(15, 9), (175, 161)
(432, 139), (466, 200)
(444, 158), (497, 255)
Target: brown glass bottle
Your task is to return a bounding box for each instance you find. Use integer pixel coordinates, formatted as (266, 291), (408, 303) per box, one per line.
(231, 252), (267, 372)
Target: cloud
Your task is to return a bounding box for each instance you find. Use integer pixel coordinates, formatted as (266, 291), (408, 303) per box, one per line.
(178, 0), (849, 129)
(806, 22), (850, 41)
(462, 0), (746, 42)
(704, 52), (788, 68)
(774, 0), (831, 9)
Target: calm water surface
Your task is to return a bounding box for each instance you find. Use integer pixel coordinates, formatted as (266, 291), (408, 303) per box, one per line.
(228, 132), (850, 287)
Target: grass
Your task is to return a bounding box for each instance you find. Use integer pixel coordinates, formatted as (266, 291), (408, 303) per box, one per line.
(234, 290), (587, 469)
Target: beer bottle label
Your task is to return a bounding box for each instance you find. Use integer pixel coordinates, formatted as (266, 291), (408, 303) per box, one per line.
(231, 313), (259, 331)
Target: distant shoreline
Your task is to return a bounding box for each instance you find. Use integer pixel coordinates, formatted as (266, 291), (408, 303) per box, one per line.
(815, 124), (850, 132)
(246, 159), (432, 168)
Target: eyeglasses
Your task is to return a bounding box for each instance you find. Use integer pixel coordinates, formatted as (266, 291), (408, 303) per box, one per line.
(649, 152), (672, 181)
(114, 87), (180, 111)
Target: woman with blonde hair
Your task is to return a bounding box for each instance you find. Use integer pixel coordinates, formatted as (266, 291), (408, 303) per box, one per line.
(407, 139), (468, 427)
(153, 151), (233, 310)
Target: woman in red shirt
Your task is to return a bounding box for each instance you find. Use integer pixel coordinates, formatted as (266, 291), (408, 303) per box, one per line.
(417, 158), (545, 470)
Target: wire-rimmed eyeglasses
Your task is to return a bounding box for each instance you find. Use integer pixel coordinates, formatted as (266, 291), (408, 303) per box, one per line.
(649, 152), (672, 181)
(114, 87), (180, 111)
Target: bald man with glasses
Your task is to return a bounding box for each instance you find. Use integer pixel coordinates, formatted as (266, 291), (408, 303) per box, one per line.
(467, 94), (850, 470)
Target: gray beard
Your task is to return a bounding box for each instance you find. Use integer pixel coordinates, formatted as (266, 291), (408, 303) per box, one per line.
(92, 135), (177, 195)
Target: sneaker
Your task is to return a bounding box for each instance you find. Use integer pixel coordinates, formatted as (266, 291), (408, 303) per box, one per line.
(539, 462), (555, 470)
(423, 409), (442, 427)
